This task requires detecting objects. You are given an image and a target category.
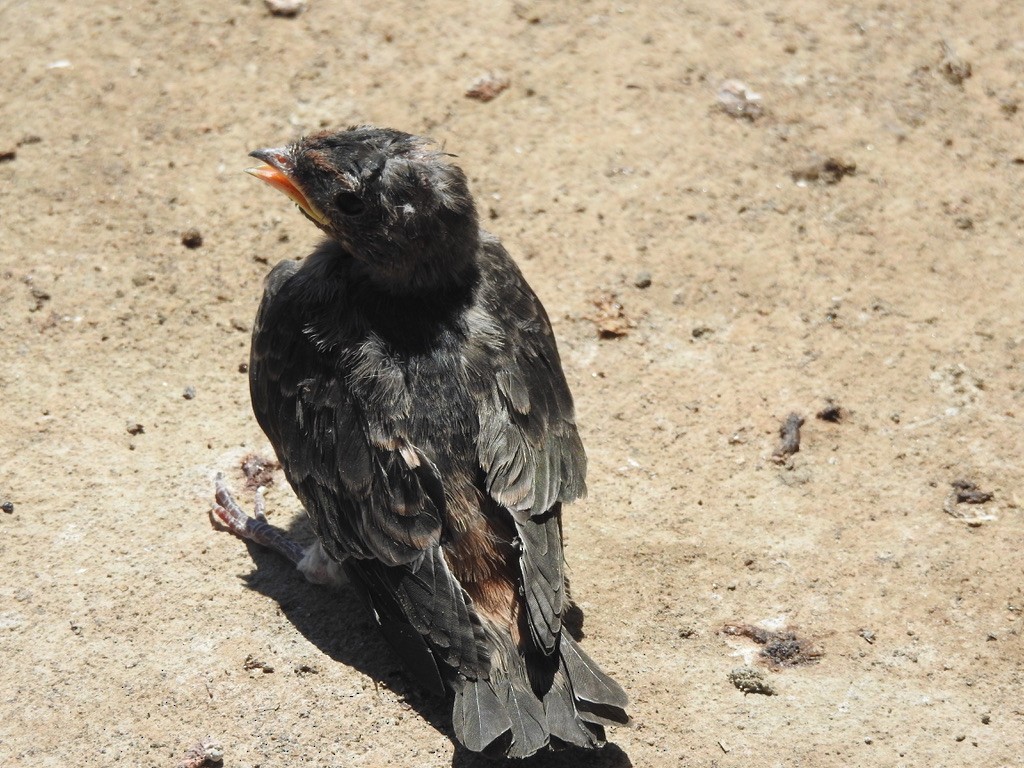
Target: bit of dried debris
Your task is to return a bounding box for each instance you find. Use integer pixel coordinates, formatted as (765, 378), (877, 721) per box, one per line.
(30, 287), (51, 312)
(723, 623), (823, 668)
(791, 156), (856, 185)
(940, 41), (971, 86)
(771, 413), (804, 464)
(241, 453), (280, 489)
(243, 654), (274, 673)
(859, 628), (877, 644)
(127, 423), (145, 436)
(944, 479), (996, 525)
(816, 402), (846, 423)
(728, 666), (776, 695)
(951, 479), (993, 505)
(716, 79), (764, 120)
(589, 291), (635, 339)
(177, 737), (224, 768)
(465, 72), (511, 102)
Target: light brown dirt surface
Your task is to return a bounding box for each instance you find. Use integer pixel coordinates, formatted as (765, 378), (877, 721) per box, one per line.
(2, 2), (1023, 766)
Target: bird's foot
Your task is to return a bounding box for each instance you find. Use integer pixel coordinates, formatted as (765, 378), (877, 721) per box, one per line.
(211, 474), (345, 588)
(212, 473), (306, 565)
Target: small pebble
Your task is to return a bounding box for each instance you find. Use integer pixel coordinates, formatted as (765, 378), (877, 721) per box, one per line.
(717, 79), (764, 120)
(954, 734), (966, 742)
(634, 271), (652, 289)
(178, 737), (224, 768)
(183, 385), (196, 400)
(181, 228), (203, 249)
(238, 363), (249, 374)
(981, 714), (990, 724)
(265, 0), (306, 16)
(1, 501), (14, 514)
(465, 72), (511, 102)
(728, 666), (776, 696)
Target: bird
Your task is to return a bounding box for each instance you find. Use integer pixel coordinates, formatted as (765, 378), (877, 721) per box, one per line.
(212, 125), (629, 758)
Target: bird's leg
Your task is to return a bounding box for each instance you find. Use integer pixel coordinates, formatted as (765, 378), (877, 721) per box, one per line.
(212, 474), (305, 565)
(211, 474), (346, 589)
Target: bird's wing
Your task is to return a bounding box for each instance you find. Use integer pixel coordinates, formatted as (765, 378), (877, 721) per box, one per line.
(472, 238), (588, 654)
(251, 258), (449, 564)
(249, 255), (489, 684)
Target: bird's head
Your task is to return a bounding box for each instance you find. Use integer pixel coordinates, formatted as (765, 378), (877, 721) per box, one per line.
(247, 126), (480, 294)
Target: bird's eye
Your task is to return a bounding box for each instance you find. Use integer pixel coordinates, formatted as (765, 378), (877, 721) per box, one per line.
(334, 190), (365, 216)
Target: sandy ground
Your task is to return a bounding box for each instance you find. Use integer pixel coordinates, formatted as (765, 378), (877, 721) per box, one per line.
(2, 1), (1024, 766)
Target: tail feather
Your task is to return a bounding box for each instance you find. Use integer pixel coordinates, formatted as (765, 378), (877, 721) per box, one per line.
(559, 634), (629, 715)
(451, 678), (512, 753)
(452, 672), (548, 758)
(541, 669), (604, 749)
(450, 631), (628, 757)
(500, 674), (549, 757)
(578, 702), (629, 729)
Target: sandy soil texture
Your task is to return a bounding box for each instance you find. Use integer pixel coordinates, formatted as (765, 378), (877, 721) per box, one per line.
(2, 1), (1023, 766)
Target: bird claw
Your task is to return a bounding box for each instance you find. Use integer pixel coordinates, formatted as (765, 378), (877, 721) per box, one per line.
(253, 485), (268, 522)
(210, 475), (305, 566)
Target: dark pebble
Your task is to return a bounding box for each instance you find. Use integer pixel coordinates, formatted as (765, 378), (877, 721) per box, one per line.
(1, 501), (13, 514)
(634, 271), (652, 289)
(181, 228), (203, 249)
(183, 385), (196, 400)
(816, 404), (845, 422)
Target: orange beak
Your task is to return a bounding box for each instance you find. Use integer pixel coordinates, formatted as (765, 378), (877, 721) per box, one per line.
(246, 147), (328, 226)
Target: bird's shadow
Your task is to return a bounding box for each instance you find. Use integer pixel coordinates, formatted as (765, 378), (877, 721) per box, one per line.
(222, 513), (632, 768)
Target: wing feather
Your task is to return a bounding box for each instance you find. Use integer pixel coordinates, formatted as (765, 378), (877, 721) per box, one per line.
(470, 240), (586, 654)
(249, 251), (488, 687)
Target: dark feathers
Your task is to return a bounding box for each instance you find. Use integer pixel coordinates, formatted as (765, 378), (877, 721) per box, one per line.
(246, 126), (627, 757)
